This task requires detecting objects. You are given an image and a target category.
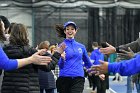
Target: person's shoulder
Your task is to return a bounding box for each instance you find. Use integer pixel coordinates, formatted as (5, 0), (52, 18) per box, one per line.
(23, 45), (37, 55)
(76, 42), (85, 47)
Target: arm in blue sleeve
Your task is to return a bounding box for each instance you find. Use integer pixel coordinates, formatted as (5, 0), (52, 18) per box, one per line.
(0, 47), (18, 70)
(82, 47), (92, 68)
(90, 52), (96, 60)
(90, 52), (96, 64)
(58, 58), (65, 69)
(108, 55), (140, 76)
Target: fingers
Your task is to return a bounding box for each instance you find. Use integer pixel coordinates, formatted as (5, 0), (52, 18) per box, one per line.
(38, 56), (52, 63)
(59, 45), (65, 51)
(57, 42), (66, 54)
(128, 47), (133, 53)
(118, 47), (134, 59)
(99, 74), (105, 80)
(36, 49), (47, 55)
(61, 51), (66, 60)
(106, 42), (114, 48)
(91, 65), (102, 75)
(56, 43), (58, 48)
(33, 55), (52, 65)
(88, 65), (105, 76)
(95, 71), (101, 76)
(99, 48), (107, 54)
(106, 42), (110, 47)
(119, 49), (128, 53)
(90, 71), (98, 74)
(119, 47), (133, 54)
(35, 45), (38, 50)
(59, 42), (66, 50)
(99, 60), (105, 65)
(39, 63), (49, 65)
(88, 69), (101, 75)
(117, 53), (128, 56)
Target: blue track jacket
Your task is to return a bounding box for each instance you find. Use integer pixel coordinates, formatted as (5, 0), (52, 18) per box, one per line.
(90, 49), (104, 65)
(0, 47), (17, 70)
(108, 54), (140, 76)
(58, 39), (92, 77)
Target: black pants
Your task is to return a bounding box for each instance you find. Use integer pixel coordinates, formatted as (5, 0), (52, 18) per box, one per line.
(93, 75), (107, 93)
(40, 88), (54, 93)
(91, 74), (97, 90)
(56, 76), (85, 93)
(87, 74), (93, 88)
(105, 74), (109, 89)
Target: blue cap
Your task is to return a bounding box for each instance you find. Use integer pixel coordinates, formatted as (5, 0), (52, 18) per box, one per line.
(64, 21), (77, 29)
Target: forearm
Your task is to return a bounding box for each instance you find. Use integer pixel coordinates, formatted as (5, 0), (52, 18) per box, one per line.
(0, 47), (18, 70)
(117, 39), (140, 53)
(108, 55), (140, 76)
(17, 56), (33, 69)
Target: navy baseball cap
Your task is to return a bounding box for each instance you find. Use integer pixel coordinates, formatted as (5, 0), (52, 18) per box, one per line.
(64, 21), (77, 29)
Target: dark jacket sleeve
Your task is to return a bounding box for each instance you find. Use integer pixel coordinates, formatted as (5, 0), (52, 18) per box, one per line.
(116, 38), (140, 53)
(37, 52), (61, 72)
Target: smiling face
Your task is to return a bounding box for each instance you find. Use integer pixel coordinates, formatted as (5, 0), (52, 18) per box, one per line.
(64, 25), (77, 39)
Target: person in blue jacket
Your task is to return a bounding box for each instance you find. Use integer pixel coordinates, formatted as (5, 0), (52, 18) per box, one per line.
(90, 43), (140, 76)
(91, 54), (140, 76)
(90, 42), (107, 93)
(55, 21), (92, 93)
(90, 40), (140, 76)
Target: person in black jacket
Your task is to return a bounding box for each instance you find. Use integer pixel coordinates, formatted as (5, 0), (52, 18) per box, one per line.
(38, 41), (56, 93)
(1, 23), (65, 93)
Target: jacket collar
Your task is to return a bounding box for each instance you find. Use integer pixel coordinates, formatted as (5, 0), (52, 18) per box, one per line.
(64, 38), (75, 43)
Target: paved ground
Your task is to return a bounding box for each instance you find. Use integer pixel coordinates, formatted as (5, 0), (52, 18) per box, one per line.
(0, 75), (138, 93)
(83, 76), (137, 93)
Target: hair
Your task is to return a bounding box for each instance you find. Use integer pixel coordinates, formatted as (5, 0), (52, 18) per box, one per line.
(8, 22), (16, 34)
(0, 15), (10, 30)
(49, 45), (56, 54)
(38, 41), (50, 50)
(92, 42), (98, 47)
(0, 18), (6, 41)
(55, 24), (66, 38)
(9, 23), (29, 45)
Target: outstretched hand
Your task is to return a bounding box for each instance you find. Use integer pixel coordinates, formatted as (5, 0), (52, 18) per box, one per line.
(117, 47), (134, 60)
(100, 42), (116, 55)
(56, 42), (66, 54)
(31, 49), (52, 65)
(89, 60), (109, 75)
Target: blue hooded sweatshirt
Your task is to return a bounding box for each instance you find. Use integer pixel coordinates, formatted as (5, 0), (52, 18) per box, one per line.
(58, 39), (92, 77)
(108, 54), (140, 76)
(0, 47), (17, 70)
(90, 49), (104, 65)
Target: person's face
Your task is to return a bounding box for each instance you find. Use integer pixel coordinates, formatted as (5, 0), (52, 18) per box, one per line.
(92, 46), (95, 49)
(0, 20), (5, 31)
(52, 47), (56, 52)
(64, 25), (77, 39)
